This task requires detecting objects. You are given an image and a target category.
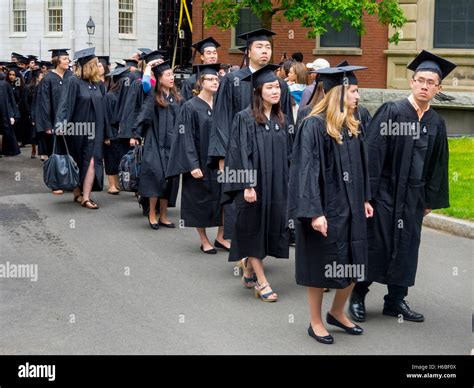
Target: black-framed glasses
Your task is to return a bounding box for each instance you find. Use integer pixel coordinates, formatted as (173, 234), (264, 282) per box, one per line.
(413, 78), (439, 88)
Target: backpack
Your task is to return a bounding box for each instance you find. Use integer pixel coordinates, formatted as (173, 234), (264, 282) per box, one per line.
(118, 145), (143, 192)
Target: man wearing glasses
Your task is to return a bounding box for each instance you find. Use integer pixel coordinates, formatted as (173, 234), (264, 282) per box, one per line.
(348, 51), (457, 323)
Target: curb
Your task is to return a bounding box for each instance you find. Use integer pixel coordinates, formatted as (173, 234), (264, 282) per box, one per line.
(423, 213), (474, 239)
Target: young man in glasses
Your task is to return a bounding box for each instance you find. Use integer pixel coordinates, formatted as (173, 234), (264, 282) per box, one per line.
(349, 51), (457, 323)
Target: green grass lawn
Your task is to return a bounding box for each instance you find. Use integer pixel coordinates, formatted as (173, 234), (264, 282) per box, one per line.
(433, 137), (474, 220)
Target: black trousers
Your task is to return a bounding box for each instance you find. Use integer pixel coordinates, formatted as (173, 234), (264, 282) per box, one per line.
(353, 281), (408, 304)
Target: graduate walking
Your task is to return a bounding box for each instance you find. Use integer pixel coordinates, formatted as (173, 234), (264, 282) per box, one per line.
(348, 51), (455, 323)
(289, 64), (373, 344)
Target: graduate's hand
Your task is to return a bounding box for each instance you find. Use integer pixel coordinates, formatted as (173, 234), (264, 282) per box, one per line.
(10, 118), (15, 125)
(424, 208), (432, 216)
(45, 128), (53, 135)
(130, 138), (139, 146)
(365, 202), (374, 218)
(104, 139), (111, 145)
(244, 188), (257, 203)
(312, 216), (328, 237)
(148, 59), (164, 68)
(218, 159), (225, 172)
(191, 168), (203, 179)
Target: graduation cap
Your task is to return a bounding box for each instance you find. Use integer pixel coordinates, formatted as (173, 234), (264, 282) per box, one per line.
(6, 63), (22, 76)
(123, 58), (139, 67)
(97, 56), (111, 66)
(192, 63), (220, 76)
(242, 64), (280, 89)
(152, 60), (172, 78)
(143, 50), (167, 64)
(11, 52), (27, 62)
(40, 60), (55, 69)
(27, 55), (38, 61)
(138, 48), (152, 54)
(74, 47), (96, 66)
(237, 28), (276, 47)
(106, 66), (130, 79)
(48, 48), (70, 58)
(31, 68), (43, 78)
(407, 50), (456, 81)
(317, 62), (367, 112)
(192, 37), (221, 54)
(115, 62), (126, 69)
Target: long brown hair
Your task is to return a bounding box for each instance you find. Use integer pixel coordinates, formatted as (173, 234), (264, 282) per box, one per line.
(309, 85), (360, 144)
(308, 81), (325, 108)
(154, 76), (182, 108)
(74, 59), (101, 83)
(251, 84), (284, 125)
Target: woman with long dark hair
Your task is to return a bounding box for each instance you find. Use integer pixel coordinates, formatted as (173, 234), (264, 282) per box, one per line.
(135, 60), (181, 229)
(288, 65), (373, 344)
(223, 64), (292, 301)
(54, 47), (107, 209)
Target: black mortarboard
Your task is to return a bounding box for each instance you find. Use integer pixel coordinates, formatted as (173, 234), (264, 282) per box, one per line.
(123, 58), (138, 67)
(27, 55), (38, 61)
(407, 50), (456, 81)
(115, 62), (125, 68)
(237, 28), (276, 47)
(6, 63), (22, 76)
(31, 68), (43, 78)
(192, 63), (220, 76)
(74, 47), (96, 66)
(242, 64), (280, 89)
(97, 56), (111, 66)
(143, 50), (167, 64)
(11, 52), (26, 61)
(192, 37), (221, 54)
(152, 60), (171, 78)
(107, 66), (130, 79)
(48, 48), (70, 58)
(39, 60), (54, 69)
(138, 48), (152, 54)
(317, 62), (367, 112)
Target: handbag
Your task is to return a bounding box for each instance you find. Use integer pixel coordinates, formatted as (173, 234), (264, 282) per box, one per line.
(43, 135), (80, 191)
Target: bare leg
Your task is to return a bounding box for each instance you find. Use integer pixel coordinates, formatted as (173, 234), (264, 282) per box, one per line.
(251, 257), (278, 300)
(329, 283), (356, 327)
(82, 158), (96, 202)
(107, 175), (119, 193)
(149, 197), (158, 224)
(158, 199), (171, 224)
(197, 228), (213, 250)
(307, 287), (330, 336)
(215, 211), (230, 249)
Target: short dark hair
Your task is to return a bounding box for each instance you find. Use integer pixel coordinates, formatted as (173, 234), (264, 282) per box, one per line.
(291, 52), (303, 62)
(413, 69), (442, 85)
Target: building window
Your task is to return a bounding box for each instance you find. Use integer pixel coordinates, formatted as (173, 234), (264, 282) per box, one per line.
(234, 8), (262, 47)
(119, 0), (134, 35)
(320, 20), (360, 48)
(47, 0), (63, 32)
(12, 0), (27, 33)
(434, 0), (473, 48)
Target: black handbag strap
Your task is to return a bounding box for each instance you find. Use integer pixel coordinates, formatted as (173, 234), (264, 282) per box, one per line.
(52, 134), (72, 156)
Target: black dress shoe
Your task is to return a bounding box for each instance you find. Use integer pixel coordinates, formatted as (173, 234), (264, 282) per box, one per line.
(148, 216), (159, 230)
(214, 240), (230, 251)
(308, 324), (334, 345)
(383, 300), (425, 322)
(348, 292), (366, 322)
(200, 245), (217, 254)
(326, 313), (363, 335)
(159, 221), (176, 228)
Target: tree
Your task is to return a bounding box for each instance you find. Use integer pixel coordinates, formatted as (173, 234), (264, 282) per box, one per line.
(203, 0), (407, 44)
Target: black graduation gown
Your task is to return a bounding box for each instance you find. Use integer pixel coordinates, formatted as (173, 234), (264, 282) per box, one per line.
(36, 70), (72, 156)
(223, 108), (291, 262)
(166, 96), (222, 227)
(288, 114), (371, 288)
(23, 83), (40, 145)
(136, 91), (181, 205)
(364, 98), (449, 287)
(180, 73), (196, 101)
(0, 80), (20, 156)
(54, 76), (106, 191)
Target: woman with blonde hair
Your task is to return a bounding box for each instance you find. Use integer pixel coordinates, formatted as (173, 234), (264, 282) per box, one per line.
(54, 47), (107, 209)
(288, 64), (373, 344)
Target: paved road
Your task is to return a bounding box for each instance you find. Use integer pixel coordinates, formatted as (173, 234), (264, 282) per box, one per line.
(0, 148), (472, 354)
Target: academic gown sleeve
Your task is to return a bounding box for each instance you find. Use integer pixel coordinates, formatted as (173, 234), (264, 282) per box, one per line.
(36, 77), (53, 132)
(221, 112), (254, 204)
(364, 101), (396, 198)
(165, 102), (200, 178)
(121, 80), (144, 139)
(54, 76), (79, 131)
(207, 73), (234, 162)
(134, 90), (155, 139)
(424, 117), (449, 210)
(288, 116), (325, 221)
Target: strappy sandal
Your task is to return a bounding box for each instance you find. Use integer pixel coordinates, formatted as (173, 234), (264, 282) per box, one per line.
(255, 282), (278, 302)
(81, 199), (99, 209)
(236, 258), (257, 288)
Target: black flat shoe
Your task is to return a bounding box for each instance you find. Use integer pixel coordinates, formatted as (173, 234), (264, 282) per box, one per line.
(349, 292), (366, 322)
(148, 216), (159, 230)
(308, 324), (334, 344)
(214, 240), (230, 251)
(159, 221), (176, 228)
(326, 313), (363, 335)
(200, 245), (217, 254)
(383, 300), (424, 322)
